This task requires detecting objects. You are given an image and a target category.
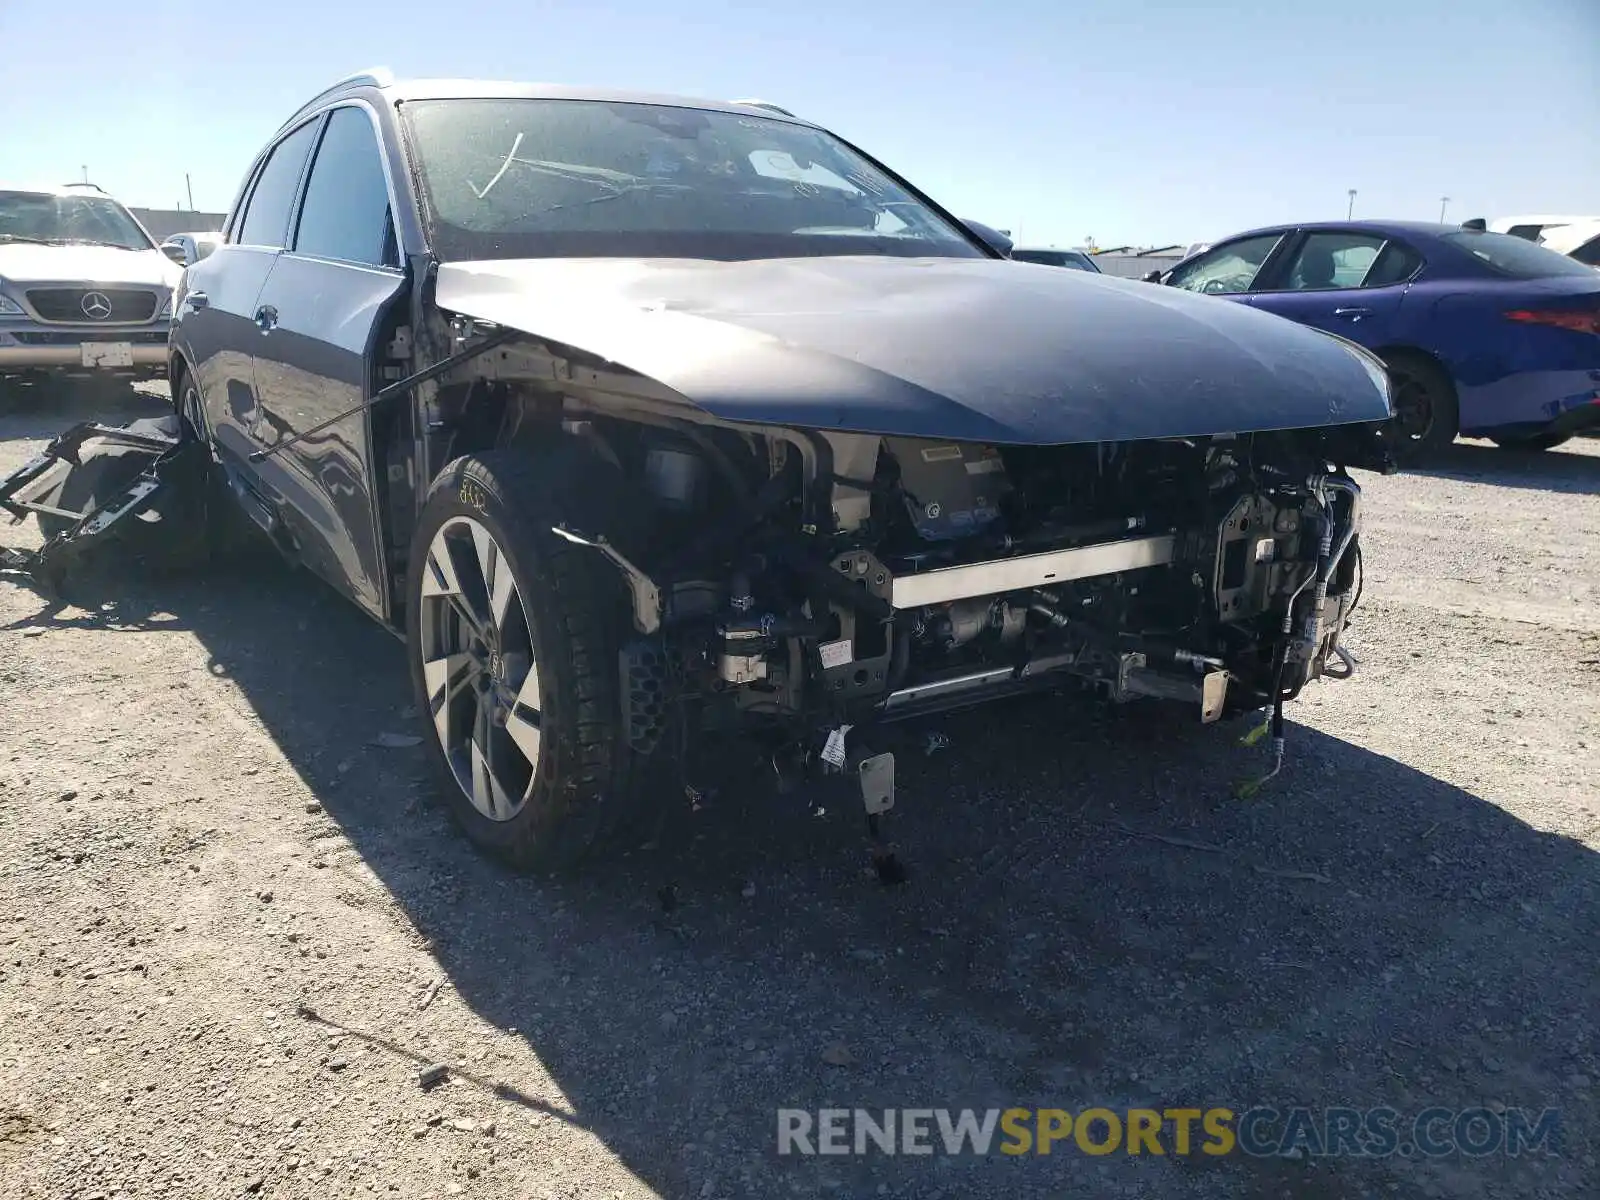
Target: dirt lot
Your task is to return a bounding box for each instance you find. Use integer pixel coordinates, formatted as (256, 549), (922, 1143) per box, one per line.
(1, 383), (1596, 1200)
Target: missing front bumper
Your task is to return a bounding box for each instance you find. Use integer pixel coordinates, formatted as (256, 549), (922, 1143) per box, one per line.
(0, 415), (208, 589)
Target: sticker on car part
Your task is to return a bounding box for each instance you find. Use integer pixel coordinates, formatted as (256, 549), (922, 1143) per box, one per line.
(920, 444), (964, 463)
(818, 638), (854, 670)
(820, 724), (853, 770)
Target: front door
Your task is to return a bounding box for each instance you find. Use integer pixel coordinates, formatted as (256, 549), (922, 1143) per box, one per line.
(1249, 229), (1421, 350)
(247, 104), (408, 621)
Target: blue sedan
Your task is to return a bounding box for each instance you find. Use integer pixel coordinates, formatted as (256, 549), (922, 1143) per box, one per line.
(1155, 220), (1600, 458)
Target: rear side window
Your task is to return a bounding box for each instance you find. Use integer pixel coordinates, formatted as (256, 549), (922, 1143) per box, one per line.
(1443, 231), (1598, 279)
(1278, 232), (1423, 290)
(1570, 235), (1600, 268)
(237, 121), (320, 249)
(1365, 240), (1424, 286)
(294, 107), (395, 266)
(1282, 232), (1384, 290)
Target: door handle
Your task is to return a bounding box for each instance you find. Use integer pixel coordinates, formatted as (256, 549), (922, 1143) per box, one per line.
(254, 304), (278, 333)
(185, 291), (209, 310)
(1333, 306), (1372, 320)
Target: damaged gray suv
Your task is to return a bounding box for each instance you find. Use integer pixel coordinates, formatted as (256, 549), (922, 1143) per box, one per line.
(160, 70), (1394, 871)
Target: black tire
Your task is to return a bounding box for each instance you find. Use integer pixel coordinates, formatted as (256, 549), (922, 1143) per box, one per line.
(1379, 351), (1458, 463)
(1488, 431), (1571, 452)
(405, 446), (663, 873)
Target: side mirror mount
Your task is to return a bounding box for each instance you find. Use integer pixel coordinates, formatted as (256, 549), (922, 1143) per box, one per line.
(962, 219), (1014, 257)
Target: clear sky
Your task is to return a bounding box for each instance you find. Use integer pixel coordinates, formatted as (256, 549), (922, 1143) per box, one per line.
(2, 0), (1596, 247)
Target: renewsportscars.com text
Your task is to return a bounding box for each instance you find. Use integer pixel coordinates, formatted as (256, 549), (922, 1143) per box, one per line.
(777, 1106), (1562, 1158)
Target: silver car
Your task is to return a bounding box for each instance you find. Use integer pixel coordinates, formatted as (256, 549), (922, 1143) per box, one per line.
(0, 183), (179, 384)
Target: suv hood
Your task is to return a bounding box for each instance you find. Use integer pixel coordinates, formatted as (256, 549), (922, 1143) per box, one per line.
(435, 255), (1391, 444)
(0, 243), (179, 289)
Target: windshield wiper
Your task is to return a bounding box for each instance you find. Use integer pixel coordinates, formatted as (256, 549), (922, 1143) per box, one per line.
(0, 234), (58, 245)
(515, 180), (697, 221)
(471, 148), (644, 201)
(470, 132), (525, 199)
(60, 239), (142, 250)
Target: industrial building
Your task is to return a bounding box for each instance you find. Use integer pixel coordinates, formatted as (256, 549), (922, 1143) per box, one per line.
(130, 207), (227, 241)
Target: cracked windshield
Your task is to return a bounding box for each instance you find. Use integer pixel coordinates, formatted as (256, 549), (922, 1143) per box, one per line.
(0, 189), (153, 250)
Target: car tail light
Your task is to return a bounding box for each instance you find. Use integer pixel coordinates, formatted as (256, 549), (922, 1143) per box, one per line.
(1503, 307), (1600, 335)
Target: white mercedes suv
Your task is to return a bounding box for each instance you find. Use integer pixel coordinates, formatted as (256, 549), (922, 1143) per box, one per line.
(0, 183), (179, 387)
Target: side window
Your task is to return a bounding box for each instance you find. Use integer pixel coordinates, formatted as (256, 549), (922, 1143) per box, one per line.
(1279, 232), (1385, 291)
(1571, 235), (1600, 268)
(236, 121), (320, 249)
(1364, 239), (1424, 287)
(1278, 232), (1420, 291)
(294, 106), (395, 267)
(1166, 235), (1283, 294)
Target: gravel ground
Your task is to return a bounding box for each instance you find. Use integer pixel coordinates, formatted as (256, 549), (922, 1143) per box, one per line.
(1, 382), (1596, 1200)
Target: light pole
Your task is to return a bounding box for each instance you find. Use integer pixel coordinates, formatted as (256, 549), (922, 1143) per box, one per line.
(1438, 196), (1450, 222)
(1346, 189), (1357, 220)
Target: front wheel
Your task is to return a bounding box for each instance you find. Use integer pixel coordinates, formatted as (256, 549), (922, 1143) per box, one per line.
(405, 448), (659, 872)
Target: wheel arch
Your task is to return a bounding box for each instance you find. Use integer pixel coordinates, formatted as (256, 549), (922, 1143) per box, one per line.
(382, 376), (592, 635)
(166, 350), (192, 398)
(1372, 342), (1455, 387)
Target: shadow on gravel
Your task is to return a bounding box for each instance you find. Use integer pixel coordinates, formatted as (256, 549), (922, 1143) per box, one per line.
(0, 378), (165, 437)
(8, 551), (1597, 1200)
(1410, 438), (1600, 496)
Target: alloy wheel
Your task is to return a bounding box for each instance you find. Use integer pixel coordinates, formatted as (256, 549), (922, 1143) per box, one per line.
(417, 516), (544, 821)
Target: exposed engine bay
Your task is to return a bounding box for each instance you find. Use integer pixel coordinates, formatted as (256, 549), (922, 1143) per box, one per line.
(2, 388), (1368, 769)
(529, 407), (1368, 757)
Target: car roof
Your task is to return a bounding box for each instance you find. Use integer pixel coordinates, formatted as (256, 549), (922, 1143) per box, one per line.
(1217, 219), (1466, 243)
(281, 70), (820, 133)
(389, 79), (816, 122)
